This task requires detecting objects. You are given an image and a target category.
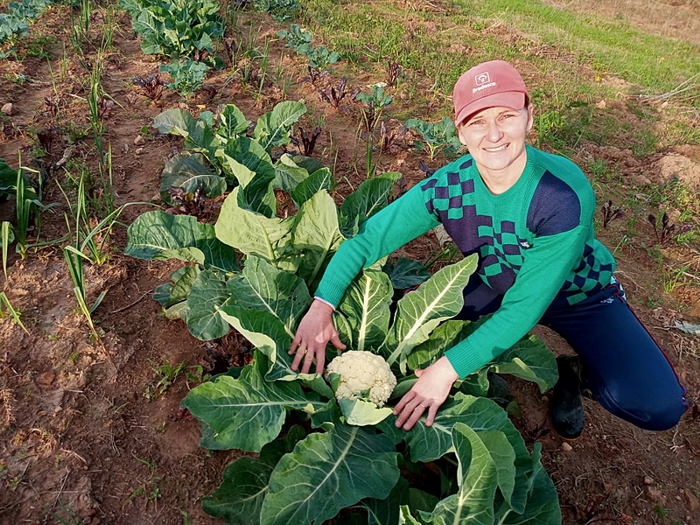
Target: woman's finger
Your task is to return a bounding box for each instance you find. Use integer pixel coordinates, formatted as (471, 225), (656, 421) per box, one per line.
(290, 345), (307, 371)
(401, 402), (427, 431)
(300, 346), (316, 374)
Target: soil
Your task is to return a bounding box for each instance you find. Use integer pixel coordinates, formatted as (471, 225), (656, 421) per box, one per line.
(1, 2), (699, 525)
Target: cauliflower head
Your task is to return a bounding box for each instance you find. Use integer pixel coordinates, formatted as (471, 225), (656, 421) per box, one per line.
(325, 351), (397, 407)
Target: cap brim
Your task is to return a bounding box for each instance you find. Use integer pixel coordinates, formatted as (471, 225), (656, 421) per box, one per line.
(455, 92), (526, 126)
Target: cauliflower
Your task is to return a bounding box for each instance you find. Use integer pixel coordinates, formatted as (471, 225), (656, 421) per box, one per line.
(325, 351), (397, 407)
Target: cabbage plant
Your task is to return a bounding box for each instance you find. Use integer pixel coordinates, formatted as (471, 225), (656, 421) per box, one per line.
(125, 106), (562, 524)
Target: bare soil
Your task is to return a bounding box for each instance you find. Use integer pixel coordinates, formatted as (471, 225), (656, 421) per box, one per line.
(0, 2), (699, 525)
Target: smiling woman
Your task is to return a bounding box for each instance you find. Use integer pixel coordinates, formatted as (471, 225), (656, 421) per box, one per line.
(291, 59), (688, 439)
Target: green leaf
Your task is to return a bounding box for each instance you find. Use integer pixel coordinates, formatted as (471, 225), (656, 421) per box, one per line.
(215, 188), (295, 266)
(291, 190), (344, 289)
(338, 398), (394, 426)
(496, 443), (562, 524)
(217, 104), (249, 140)
(381, 254), (478, 371)
(182, 357), (326, 452)
(360, 477), (410, 525)
(228, 256), (311, 336)
(202, 427), (307, 524)
(381, 393), (532, 514)
(186, 269), (233, 341)
(253, 101), (307, 152)
(492, 334), (558, 393)
(274, 154), (313, 192)
(125, 211), (238, 273)
(290, 167), (334, 209)
(384, 257), (431, 290)
(426, 423), (501, 525)
(339, 172), (401, 238)
(407, 320), (471, 371)
(217, 257), (312, 380)
(260, 421), (400, 525)
(159, 153), (226, 204)
(169, 265), (201, 305)
(336, 269), (392, 352)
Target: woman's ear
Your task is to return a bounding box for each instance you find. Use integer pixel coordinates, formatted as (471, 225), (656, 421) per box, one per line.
(526, 105), (534, 132)
(456, 121), (468, 146)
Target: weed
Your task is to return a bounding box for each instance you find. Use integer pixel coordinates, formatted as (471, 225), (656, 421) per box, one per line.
(663, 264), (691, 294)
(144, 358), (187, 400)
(124, 454), (162, 508)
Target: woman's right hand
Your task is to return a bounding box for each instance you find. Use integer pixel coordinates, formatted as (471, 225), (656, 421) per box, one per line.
(289, 299), (346, 374)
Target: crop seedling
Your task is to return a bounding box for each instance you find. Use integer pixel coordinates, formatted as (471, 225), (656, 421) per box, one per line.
(132, 73), (167, 102)
(405, 117), (462, 160)
(166, 184), (207, 219)
(320, 76), (355, 110)
(647, 212), (692, 247)
(305, 46), (340, 83)
(277, 24), (312, 54)
(160, 59), (210, 102)
(356, 84), (393, 135)
(600, 200), (624, 228)
(125, 105), (561, 523)
(377, 120), (407, 154)
(385, 59), (401, 87)
(290, 126), (322, 156)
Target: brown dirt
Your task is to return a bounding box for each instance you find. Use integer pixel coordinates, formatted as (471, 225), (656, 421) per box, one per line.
(0, 2), (699, 525)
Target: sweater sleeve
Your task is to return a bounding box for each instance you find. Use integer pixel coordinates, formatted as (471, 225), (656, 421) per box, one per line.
(445, 225), (589, 378)
(315, 183), (440, 307)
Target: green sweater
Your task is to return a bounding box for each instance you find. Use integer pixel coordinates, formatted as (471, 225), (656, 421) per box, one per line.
(316, 146), (616, 378)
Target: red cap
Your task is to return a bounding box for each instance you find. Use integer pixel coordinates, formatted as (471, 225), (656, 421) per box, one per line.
(453, 60), (529, 126)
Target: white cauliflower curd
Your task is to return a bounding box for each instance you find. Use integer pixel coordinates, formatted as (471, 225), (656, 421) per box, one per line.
(325, 351), (397, 407)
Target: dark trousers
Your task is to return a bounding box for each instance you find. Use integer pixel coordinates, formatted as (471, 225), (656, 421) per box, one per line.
(458, 276), (688, 431)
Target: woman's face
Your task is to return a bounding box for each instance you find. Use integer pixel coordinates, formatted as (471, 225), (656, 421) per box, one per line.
(457, 105), (534, 177)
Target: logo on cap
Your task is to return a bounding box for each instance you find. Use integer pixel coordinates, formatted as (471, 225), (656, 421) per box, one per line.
(474, 72), (491, 86)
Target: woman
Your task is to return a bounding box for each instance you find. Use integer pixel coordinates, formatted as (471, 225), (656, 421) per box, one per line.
(289, 60), (688, 438)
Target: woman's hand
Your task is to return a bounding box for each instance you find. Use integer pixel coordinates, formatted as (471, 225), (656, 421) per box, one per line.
(393, 356), (459, 431)
(289, 299), (346, 374)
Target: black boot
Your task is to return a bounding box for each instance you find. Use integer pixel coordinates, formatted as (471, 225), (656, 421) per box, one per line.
(550, 355), (585, 440)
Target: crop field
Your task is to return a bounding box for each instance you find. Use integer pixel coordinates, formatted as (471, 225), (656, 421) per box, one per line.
(0, 0), (699, 523)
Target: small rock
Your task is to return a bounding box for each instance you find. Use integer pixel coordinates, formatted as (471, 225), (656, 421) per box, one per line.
(180, 474), (186, 480)
(686, 490), (699, 512)
(127, 392), (138, 403)
(91, 518), (101, 525)
(134, 135), (145, 146)
(135, 147), (145, 155)
(595, 99), (606, 109)
(560, 442), (573, 452)
(644, 476), (655, 485)
(37, 370), (56, 387)
(1, 103), (13, 116)
(645, 486), (664, 503)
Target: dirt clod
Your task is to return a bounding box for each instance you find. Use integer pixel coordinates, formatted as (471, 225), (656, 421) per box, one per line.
(1, 103), (13, 115)
(36, 371), (56, 387)
(644, 476), (655, 485)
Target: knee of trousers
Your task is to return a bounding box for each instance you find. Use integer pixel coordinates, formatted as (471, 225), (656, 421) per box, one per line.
(594, 385), (688, 431)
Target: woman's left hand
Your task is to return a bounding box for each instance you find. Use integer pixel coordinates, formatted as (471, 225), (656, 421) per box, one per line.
(393, 356), (459, 431)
